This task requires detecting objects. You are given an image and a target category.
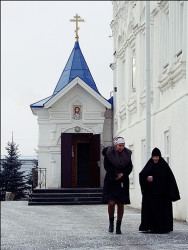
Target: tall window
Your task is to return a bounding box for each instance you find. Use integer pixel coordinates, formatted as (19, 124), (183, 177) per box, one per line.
(140, 32), (145, 90)
(118, 59), (125, 105)
(163, 10), (169, 66)
(141, 139), (146, 168)
(160, 7), (169, 67)
(121, 60), (125, 102)
(164, 130), (170, 164)
(173, 1), (183, 56)
(131, 50), (136, 90)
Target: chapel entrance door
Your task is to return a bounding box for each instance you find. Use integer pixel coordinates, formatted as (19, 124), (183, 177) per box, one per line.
(77, 143), (90, 187)
(61, 133), (100, 188)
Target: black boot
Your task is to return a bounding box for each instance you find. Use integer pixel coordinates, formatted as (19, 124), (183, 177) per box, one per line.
(116, 220), (122, 234)
(108, 218), (114, 232)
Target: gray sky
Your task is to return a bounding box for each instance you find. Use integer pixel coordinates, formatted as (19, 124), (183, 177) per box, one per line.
(1, 1), (113, 156)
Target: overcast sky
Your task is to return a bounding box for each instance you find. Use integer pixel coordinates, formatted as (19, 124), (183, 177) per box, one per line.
(1, 1), (113, 156)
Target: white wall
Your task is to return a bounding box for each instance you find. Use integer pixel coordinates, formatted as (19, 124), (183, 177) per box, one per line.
(111, 0), (188, 221)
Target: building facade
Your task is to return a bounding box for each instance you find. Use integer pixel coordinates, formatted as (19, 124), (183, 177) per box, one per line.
(111, 1), (188, 221)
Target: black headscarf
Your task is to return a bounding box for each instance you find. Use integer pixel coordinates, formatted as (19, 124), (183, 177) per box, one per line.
(152, 147), (161, 157)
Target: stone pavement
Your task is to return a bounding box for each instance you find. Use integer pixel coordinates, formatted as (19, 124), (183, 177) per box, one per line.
(1, 201), (188, 250)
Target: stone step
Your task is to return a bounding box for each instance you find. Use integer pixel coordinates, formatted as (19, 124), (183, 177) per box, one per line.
(32, 188), (103, 193)
(29, 197), (102, 203)
(28, 201), (104, 206)
(30, 193), (102, 198)
(29, 196), (102, 200)
(28, 188), (104, 205)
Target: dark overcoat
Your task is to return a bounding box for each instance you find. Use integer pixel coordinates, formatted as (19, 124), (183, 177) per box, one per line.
(139, 157), (180, 233)
(102, 146), (133, 204)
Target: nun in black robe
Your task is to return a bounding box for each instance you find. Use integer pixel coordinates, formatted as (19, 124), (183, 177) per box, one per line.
(139, 148), (180, 234)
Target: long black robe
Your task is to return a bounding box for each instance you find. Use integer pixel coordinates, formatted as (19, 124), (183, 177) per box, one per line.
(102, 147), (133, 204)
(139, 157), (180, 233)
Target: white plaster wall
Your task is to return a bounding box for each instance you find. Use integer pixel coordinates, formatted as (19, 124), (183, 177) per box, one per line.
(38, 151), (51, 187)
(50, 152), (61, 188)
(152, 97), (188, 220)
(111, 0), (188, 220)
(118, 95), (188, 218)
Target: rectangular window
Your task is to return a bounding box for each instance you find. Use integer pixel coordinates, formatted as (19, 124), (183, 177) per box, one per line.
(164, 11), (169, 66)
(131, 52), (136, 90)
(141, 139), (146, 168)
(164, 130), (170, 164)
(174, 1), (183, 56)
(141, 32), (145, 90)
(178, 1), (183, 53)
(160, 7), (169, 67)
(121, 60), (125, 102)
(132, 57), (136, 87)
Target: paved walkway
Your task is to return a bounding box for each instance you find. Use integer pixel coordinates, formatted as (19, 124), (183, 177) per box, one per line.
(1, 201), (188, 250)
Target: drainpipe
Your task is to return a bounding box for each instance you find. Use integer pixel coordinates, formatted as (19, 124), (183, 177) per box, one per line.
(146, 1), (151, 160)
(110, 90), (114, 142)
(110, 63), (116, 140)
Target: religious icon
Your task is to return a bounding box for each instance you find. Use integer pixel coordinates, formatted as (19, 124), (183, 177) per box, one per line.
(73, 105), (82, 120)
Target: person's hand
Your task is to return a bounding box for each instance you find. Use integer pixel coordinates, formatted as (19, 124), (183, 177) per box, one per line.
(147, 176), (153, 182)
(117, 173), (123, 179)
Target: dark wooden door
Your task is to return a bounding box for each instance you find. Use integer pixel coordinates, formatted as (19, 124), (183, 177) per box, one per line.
(61, 133), (100, 188)
(61, 133), (72, 187)
(71, 134), (93, 187)
(91, 134), (100, 187)
(77, 143), (90, 187)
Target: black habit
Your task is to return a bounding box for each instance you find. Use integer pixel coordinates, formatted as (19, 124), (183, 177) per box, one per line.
(139, 157), (180, 233)
(102, 146), (133, 204)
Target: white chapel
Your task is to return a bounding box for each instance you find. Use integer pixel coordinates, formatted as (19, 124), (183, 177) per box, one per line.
(30, 15), (113, 189)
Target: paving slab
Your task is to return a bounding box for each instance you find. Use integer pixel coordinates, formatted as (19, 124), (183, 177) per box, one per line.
(1, 201), (188, 249)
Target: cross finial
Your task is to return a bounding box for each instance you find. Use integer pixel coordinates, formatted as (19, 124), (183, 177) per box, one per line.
(70, 14), (85, 42)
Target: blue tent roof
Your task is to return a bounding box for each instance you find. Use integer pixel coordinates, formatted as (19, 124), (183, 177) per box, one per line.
(30, 96), (52, 108)
(53, 41), (100, 95)
(108, 96), (113, 107)
(30, 41), (112, 108)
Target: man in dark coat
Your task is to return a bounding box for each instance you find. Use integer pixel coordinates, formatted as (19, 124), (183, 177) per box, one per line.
(102, 137), (133, 234)
(139, 147), (180, 234)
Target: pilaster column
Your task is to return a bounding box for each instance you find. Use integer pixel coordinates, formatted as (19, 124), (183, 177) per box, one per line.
(48, 158), (58, 188)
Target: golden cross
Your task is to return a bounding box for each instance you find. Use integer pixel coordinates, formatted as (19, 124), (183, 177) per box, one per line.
(70, 14), (85, 42)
